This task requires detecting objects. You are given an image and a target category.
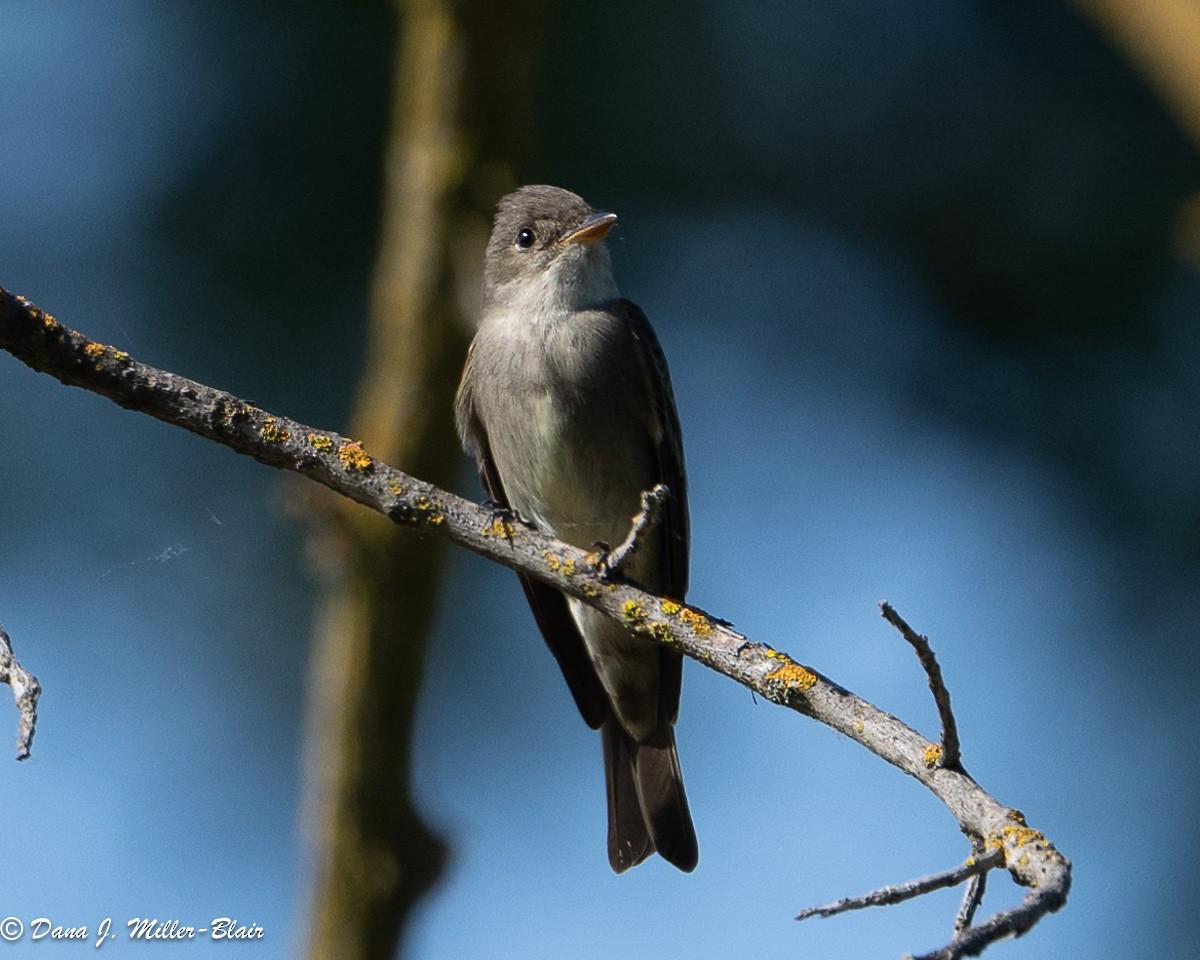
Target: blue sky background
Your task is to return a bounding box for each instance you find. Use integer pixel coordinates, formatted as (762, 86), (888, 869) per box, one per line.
(2, 2), (1198, 958)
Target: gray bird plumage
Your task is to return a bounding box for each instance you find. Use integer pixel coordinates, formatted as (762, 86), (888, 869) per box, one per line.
(455, 185), (698, 872)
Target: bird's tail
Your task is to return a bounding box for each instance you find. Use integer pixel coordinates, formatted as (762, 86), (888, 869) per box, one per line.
(602, 716), (698, 873)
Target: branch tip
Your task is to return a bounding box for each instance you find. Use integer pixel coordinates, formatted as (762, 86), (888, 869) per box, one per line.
(796, 850), (1002, 923)
(0, 623), (40, 760)
(601, 483), (669, 577)
(881, 601), (962, 769)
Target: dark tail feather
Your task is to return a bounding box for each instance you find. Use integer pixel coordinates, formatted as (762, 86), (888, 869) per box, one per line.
(633, 728), (698, 872)
(603, 716), (654, 872)
(602, 716), (698, 873)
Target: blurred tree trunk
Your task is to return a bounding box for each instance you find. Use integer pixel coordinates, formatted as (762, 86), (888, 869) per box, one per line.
(1073, 0), (1200, 261)
(1073, 0), (1200, 149)
(302, 2), (543, 957)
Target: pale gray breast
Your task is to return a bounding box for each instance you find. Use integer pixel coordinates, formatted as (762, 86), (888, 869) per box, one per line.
(475, 304), (660, 560)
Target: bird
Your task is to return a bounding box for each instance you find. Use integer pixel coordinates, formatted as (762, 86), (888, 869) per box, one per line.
(455, 184), (698, 872)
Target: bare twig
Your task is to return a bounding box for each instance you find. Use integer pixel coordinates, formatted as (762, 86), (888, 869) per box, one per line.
(602, 483), (670, 577)
(881, 601), (961, 770)
(954, 870), (987, 934)
(797, 850), (1003, 922)
(954, 841), (989, 935)
(0, 287), (1072, 958)
(0, 622), (40, 760)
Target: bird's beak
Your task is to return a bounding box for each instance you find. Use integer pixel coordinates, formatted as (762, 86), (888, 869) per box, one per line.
(563, 211), (618, 246)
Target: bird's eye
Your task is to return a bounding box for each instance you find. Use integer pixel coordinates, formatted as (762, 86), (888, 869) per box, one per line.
(516, 227), (535, 249)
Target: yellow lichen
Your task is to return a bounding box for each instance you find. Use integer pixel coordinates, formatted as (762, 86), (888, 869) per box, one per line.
(580, 581), (601, 598)
(83, 341), (105, 359)
(113, 350), (130, 364)
(1007, 808), (1027, 825)
(338, 440), (372, 472)
(411, 494), (444, 525)
(220, 401), (252, 426)
(261, 417), (290, 443)
(308, 432), (335, 452)
(622, 600), (647, 624)
(923, 743), (943, 768)
(481, 516), (516, 539)
(387, 476), (405, 495)
(765, 661), (818, 692)
(1001, 824), (1045, 848)
(542, 552), (576, 575)
(678, 607), (713, 636)
(659, 599), (682, 616)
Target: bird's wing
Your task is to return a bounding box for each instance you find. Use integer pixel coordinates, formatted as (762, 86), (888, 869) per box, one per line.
(621, 299), (690, 724)
(466, 412), (609, 731)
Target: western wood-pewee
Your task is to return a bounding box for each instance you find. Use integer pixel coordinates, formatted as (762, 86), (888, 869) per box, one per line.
(455, 185), (698, 872)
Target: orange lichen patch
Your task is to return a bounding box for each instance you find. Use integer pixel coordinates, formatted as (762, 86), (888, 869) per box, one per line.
(543, 552), (577, 576)
(923, 743), (944, 769)
(584, 550), (604, 569)
(261, 417), (291, 443)
(622, 599), (648, 624)
(83, 341), (106, 360)
(386, 476), (405, 496)
(678, 607), (713, 636)
(338, 440), (372, 472)
(765, 661), (817, 692)
(308, 432), (335, 452)
(659, 599), (682, 616)
(983, 821), (1057, 870)
(20, 302), (63, 336)
(412, 494), (445, 525)
(1001, 824), (1045, 848)
(218, 402), (246, 426)
(1007, 808), (1027, 825)
(481, 515), (517, 539)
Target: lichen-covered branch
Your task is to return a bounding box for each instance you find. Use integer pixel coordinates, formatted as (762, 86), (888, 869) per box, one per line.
(0, 622), (40, 760)
(0, 285), (1071, 958)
